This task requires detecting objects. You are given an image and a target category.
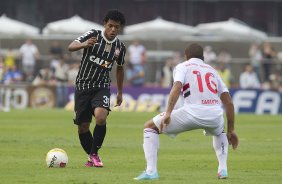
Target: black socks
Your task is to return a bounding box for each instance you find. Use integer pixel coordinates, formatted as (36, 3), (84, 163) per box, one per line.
(90, 124), (107, 155)
(79, 131), (93, 155)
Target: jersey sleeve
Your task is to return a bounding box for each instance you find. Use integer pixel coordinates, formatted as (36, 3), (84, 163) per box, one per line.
(173, 64), (185, 84)
(75, 29), (96, 43)
(216, 72), (229, 95)
(116, 44), (126, 66)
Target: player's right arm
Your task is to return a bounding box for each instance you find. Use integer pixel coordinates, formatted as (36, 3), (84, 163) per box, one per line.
(68, 30), (97, 52)
(68, 37), (97, 52)
(220, 92), (238, 150)
(160, 81), (182, 132)
(160, 63), (184, 132)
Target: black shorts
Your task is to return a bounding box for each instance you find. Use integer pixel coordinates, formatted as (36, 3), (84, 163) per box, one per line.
(73, 88), (110, 125)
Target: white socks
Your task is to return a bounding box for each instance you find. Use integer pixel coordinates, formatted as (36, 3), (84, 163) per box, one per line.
(143, 129), (228, 174)
(143, 128), (159, 174)
(213, 133), (229, 172)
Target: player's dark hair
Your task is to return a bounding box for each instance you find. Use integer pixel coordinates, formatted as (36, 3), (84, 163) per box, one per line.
(103, 9), (126, 26)
(185, 43), (204, 60)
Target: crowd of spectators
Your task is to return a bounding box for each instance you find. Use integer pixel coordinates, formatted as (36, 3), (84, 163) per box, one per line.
(202, 43), (282, 91)
(246, 42), (281, 91)
(0, 40), (79, 86)
(126, 40), (146, 87)
(1, 39), (282, 97)
(0, 39), (80, 107)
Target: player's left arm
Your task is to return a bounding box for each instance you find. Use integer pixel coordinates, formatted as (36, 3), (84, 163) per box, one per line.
(115, 45), (126, 106)
(116, 65), (124, 106)
(217, 71), (238, 150)
(220, 92), (238, 150)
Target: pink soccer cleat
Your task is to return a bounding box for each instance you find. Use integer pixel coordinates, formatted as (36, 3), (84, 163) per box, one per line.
(84, 160), (94, 167)
(89, 154), (103, 167)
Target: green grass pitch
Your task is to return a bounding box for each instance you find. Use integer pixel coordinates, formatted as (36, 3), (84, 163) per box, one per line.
(0, 109), (282, 184)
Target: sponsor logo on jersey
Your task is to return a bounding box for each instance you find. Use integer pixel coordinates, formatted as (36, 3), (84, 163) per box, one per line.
(89, 55), (113, 68)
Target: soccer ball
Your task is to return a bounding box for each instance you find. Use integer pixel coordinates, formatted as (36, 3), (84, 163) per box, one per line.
(46, 148), (68, 168)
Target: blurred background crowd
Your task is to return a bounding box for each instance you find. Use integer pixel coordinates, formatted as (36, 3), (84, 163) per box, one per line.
(1, 39), (281, 90)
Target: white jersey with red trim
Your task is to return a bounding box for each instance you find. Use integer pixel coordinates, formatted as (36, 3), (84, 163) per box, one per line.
(173, 58), (229, 119)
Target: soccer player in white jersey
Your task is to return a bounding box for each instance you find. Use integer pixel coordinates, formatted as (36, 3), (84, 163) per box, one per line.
(134, 43), (238, 180)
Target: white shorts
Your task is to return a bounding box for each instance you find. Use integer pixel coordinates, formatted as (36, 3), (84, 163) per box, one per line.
(152, 107), (224, 137)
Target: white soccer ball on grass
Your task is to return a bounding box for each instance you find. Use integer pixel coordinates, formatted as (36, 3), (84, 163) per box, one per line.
(46, 148), (68, 168)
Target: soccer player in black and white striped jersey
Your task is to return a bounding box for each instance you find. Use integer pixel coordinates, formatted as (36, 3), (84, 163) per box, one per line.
(68, 10), (126, 167)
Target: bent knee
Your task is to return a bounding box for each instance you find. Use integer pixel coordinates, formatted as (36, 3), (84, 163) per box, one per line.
(144, 120), (159, 133)
(94, 108), (108, 125)
(78, 123), (90, 134)
(95, 115), (107, 125)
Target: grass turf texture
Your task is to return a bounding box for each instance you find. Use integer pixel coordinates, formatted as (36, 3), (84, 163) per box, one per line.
(0, 109), (281, 184)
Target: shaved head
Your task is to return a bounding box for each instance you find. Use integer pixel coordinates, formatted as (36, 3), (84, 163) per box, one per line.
(185, 43), (204, 60)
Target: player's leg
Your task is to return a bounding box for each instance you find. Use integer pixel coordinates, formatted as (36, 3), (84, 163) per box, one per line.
(143, 121), (159, 175)
(89, 88), (110, 167)
(74, 89), (94, 166)
(74, 89), (93, 155)
(78, 122), (95, 167)
(78, 122), (92, 154)
(205, 117), (229, 179)
(87, 107), (107, 167)
(134, 119), (159, 180)
(135, 107), (196, 180)
(90, 107), (108, 154)
(213, 132), (228, 179)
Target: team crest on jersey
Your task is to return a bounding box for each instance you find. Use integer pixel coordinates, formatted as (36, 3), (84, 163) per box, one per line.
(114, 48), (120, 57)
(105, 43), (112, 52)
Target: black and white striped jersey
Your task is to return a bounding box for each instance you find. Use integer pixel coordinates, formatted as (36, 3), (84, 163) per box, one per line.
(74, 29), (126, 91)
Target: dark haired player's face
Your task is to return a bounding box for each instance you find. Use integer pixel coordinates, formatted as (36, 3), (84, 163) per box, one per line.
(104, 20), (121, 40)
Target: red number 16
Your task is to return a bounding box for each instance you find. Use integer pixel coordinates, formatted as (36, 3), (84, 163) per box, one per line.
(192, 70), (218, 94)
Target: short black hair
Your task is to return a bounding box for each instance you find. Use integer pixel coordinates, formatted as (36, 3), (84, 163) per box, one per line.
(103, 9), (126, 26)
(185, 43), (204, 60)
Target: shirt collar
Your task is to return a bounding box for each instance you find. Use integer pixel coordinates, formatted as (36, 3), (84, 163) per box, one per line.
(188, 58), (204, 64)
(102, 30), (117, 44)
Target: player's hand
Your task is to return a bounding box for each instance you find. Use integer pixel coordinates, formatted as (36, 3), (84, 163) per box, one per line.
(83, 37), (96, 48)
(115, 92), (123, 107)
(160, 113), (170, 133)
(227, 131), (238, 150)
